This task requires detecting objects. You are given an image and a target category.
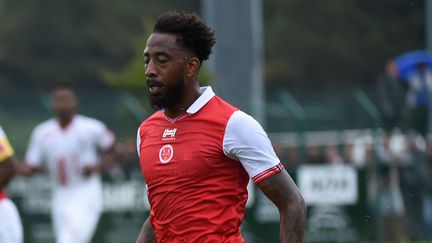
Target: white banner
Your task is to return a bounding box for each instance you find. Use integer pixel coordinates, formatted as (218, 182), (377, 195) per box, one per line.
(298, 165), (358, 206)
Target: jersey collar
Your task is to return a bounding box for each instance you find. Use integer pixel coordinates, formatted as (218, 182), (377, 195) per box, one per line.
(186, 86), (215, 115)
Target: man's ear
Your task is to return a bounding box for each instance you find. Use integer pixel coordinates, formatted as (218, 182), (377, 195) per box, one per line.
(186, 57), (200, 78)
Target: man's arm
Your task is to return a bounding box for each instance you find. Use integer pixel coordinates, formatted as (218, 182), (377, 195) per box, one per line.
(136, 216), (156, 243)
(14, 161), (40, 176)
(83, 144), (117, 176)
(257, 170), (307, 243)
(0, 157), (16, 188)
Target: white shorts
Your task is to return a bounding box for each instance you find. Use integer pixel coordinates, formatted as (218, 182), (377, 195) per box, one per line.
(52, 190), (102, 243)
(0, 198), (23, 243)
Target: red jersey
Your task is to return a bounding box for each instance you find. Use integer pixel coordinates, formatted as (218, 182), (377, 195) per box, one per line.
(137, 87), (283, 242)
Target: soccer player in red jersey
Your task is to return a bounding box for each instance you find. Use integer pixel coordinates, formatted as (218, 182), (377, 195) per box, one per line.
(136, 11), (306, 243)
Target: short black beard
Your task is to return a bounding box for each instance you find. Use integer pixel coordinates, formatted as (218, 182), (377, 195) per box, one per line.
(149, 78), (186, 111)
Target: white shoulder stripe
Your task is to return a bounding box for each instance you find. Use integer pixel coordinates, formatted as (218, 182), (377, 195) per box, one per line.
(136, 127), (141, 157)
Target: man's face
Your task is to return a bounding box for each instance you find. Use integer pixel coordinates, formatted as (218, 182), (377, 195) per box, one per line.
(51, 88), (77, 119)
(143, 33), (189, 110)
(386, 61), (398, 78)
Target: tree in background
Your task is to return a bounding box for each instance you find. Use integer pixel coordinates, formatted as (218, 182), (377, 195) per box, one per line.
(0, 0), (425, 91)
(264, 0), (424, 90)
(0, 0), (199, 88)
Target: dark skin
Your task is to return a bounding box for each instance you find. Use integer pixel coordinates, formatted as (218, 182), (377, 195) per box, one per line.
(0, 156), (16, 189)
(136, 32), (306, 243)
(17, 88), (117, 176)
(143, 33), (201, 118)
(257, 170), (306, 242)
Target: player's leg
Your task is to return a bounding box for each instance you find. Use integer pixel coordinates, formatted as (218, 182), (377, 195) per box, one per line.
(52, 195), (78, 243)
(0, 198), (23, 243)
(76, 206), (102, 243)
(51, 198), (66, 243)
(55, 203), (102, 243)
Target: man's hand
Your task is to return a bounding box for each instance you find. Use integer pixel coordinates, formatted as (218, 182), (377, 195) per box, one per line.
(14, 161), (39, 176)
(82, 165), (100, 177)
(136, 217), (156, 243)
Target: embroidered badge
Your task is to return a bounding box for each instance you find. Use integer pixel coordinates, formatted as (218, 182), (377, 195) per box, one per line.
(159, 144), (174, 164)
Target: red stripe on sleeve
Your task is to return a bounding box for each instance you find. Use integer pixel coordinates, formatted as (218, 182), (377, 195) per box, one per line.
(252, 163), (284, 184)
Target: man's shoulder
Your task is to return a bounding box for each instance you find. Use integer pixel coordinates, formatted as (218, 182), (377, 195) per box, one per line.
(209, 95), (238, 112)
(226, 110), (258, 127)
(139, 111), (163, 127)
(197, 95), (239, 122)
(207, 97), (261, 128)
(75, 115), (105, 128)
(34, 119), (56, 132)
(28, 119), (57, 141)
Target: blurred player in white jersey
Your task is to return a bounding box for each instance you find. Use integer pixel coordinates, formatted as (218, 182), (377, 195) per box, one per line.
(18, 83), (116, 243)
(0, 126), (23, 243)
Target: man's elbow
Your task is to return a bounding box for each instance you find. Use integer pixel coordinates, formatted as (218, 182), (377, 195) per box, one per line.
(286, 190), (307, 220)
(298, 193), (307, 218)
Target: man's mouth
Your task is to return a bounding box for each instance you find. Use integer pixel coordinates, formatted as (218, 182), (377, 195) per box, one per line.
(149, 85), (165, 94)
(148, 80), (165, 95)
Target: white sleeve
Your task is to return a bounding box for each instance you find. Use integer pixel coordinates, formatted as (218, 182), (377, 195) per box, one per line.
(136, 127), (141, 157)
(25, 127), (44, 167)
(94, 122), (115, 151)
(223, 111), (283, 183)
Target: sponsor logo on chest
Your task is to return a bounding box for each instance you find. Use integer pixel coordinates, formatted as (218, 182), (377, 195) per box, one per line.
(162, 128), (177, 141)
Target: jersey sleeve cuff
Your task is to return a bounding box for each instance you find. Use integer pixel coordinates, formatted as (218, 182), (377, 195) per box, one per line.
(252, 163), (284, 184)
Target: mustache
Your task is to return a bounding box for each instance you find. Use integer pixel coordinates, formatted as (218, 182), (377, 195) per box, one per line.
(147, 79), (164, 87)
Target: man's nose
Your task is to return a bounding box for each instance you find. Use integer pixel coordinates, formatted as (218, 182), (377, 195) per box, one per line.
(145, 60), (157, 78)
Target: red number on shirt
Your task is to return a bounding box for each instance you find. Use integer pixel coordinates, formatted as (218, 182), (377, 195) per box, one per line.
(57, 158), (68, 186)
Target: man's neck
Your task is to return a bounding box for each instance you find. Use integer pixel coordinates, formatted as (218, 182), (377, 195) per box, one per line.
(57, 115), (74, 129)
(164, 86), (201, 118)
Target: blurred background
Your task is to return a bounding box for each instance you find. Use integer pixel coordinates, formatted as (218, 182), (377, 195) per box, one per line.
(1, 0), (432, 242)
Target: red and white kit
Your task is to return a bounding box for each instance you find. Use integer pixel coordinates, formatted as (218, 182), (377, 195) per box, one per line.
(0, 126), (23, 243)
(137, 87), (283, 242)
(26, 115), (115, 243)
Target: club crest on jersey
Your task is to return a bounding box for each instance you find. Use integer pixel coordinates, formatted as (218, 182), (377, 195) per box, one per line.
(162, 128), (177, 140)
(159, 144), (174, 164)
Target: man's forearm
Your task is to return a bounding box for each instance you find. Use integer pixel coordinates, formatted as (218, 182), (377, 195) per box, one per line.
(0, 158), (15, 187)
(100, 145), (117, 171)
(279, 196), (307, 242)
(14, 162), (39, 176)
(136, 217), (156, 243)
(257, 170), (307, 242)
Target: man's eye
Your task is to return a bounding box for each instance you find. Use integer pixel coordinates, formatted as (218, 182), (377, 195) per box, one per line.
(158, 58), (168, 64)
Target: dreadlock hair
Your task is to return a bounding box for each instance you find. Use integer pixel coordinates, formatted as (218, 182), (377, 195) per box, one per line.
(153, 11), (216, 63)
